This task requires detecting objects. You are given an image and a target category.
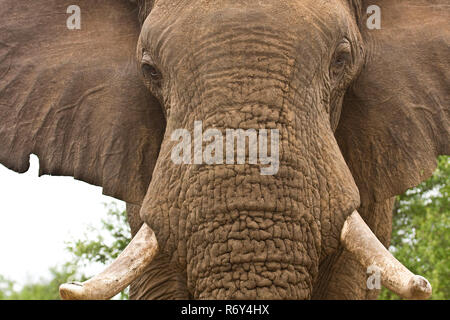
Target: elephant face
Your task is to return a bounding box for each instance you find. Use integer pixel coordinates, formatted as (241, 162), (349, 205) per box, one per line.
(137, 0), (362, 299)
(0, 0), (448, 300)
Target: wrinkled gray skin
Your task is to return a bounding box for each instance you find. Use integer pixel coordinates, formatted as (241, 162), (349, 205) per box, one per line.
(136, 1), (361, 300)
(0, 0), (448, 300)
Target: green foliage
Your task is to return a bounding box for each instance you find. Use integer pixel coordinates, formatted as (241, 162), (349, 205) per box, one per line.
(0, 275), (14, 300)
(64, 203), (131, 299)
(379, 156), (449, 300)
(66, 203), (131, 265)
(0, 264), (82, 300)
(0, 203), (130, 300)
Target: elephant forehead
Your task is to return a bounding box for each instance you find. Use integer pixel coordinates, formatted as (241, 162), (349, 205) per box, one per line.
(143, 0), (355, 59)
(152, 0), (350, 20)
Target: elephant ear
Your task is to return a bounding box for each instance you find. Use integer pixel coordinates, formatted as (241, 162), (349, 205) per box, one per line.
(336, 0), (449, 203)
(0, 0), (165, 204)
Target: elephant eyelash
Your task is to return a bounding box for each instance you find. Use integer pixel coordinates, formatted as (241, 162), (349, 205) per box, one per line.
(141, 53), (162, 86)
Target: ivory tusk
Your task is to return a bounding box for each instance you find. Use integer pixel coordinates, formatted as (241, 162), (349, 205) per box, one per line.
(59, 223), (158, 300)
(341, 211), (432, 300)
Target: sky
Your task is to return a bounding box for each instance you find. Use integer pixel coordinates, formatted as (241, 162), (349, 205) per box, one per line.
(0, 154), (125, 285)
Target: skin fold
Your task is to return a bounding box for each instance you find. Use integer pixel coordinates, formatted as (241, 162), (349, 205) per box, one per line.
(0, 0), (448, 299)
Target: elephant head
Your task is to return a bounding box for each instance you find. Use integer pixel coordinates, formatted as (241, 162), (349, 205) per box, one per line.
(0, 0), (448, 300)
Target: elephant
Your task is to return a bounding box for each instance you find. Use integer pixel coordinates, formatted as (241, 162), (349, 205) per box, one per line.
(0, 0), (448, 300)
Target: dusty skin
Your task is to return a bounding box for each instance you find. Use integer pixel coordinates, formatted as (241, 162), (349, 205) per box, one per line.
(0, 0), (448, 300)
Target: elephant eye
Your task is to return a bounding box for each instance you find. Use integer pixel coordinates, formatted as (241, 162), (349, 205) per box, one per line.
(330, 39), (352, 80)
(141, 53), (162, 85)
(334, 55), (347, 68)
(142, 63), (162, 82)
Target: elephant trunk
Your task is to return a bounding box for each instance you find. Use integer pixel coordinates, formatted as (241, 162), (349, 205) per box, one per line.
(187, 183), (319, 299)
(171, 107), (361, 299)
